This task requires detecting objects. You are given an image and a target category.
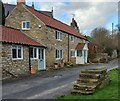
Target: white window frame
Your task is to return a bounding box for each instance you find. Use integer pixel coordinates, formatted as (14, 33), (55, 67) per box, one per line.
(55, 49), (63, 60)
(22, 21), (30, 30)
(30, 47), (38, 59)
(12, 45), (23, 60)
(70, 35), (75, 42)
(70, 49), (76, 57)
(55, 30), (62, 41)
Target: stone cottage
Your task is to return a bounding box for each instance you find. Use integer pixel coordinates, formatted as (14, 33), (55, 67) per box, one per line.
(5, 0), (89, 69)
(1, 26), (46, 79)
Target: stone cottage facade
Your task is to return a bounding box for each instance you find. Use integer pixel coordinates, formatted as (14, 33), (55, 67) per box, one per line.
(1, 26), (46, 79)
(5, 1), (88, 69)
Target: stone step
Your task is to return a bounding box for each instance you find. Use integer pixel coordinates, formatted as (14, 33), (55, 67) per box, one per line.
(74, 83), (97, 91)
(77, 78), (99, 84)
(71, 89), (94, 95)
(81, 68), (107, 74)
(79, 73), (104, 79)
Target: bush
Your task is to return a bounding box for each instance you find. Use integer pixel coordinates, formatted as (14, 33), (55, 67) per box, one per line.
(105, 47), (113, 56)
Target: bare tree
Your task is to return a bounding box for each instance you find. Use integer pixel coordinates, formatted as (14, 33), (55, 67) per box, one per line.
(91, 27), (110, 52)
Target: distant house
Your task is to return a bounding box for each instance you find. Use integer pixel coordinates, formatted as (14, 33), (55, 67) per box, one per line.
(5, 0), (89, 71)
(1, 26), (46, 79)
(88, 42), (98, 62)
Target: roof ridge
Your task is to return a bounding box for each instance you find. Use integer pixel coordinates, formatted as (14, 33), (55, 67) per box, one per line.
(41, 10), (52, 13)
(26, 5), (82, 34)
(25, 5), (86, 40)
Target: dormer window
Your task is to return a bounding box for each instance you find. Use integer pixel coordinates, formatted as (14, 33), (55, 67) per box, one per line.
(70, 35), (74, 42)
(55, 30), (62, 41)
(22, 21), (30, 30)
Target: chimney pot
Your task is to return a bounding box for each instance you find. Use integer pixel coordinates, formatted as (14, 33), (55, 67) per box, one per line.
(17, 0), (25, 5)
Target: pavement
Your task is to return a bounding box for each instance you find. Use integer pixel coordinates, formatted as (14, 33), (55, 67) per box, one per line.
(2, 58), (119, 100)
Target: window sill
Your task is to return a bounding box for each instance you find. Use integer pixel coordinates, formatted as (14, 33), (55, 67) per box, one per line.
(56, 39), (62, 41)
(56, 58), (63, 60)
(12, 58), (23, 60)
(31, 58), (38, 60)
(22, 28), (30, 30)
(71, 56), (76, 58)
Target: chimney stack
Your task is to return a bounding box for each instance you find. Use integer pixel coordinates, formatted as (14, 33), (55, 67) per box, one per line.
(17, 0), (25, 5)
(32, 2), (34, 9)
(51, 7), (53, 18)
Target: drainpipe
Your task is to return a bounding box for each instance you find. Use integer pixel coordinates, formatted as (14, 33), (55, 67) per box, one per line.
(68, 34), (70, 62)
(28, 46), (31, 72)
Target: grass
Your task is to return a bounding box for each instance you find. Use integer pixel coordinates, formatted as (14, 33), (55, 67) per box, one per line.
(57, 68), (119, 100)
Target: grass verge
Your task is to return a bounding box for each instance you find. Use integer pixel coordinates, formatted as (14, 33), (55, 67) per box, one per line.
(57, 68), (119, 100)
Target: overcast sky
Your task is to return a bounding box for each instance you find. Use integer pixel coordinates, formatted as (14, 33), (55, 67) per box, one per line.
(2, 0), (118, 36)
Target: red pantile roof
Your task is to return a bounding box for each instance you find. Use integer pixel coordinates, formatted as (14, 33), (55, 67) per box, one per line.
(26, 6), (86, 40)
(0, 26), (44, 47)
(75, 43), (85, 50)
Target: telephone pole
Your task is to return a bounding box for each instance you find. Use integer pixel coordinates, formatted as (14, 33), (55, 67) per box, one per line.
(112, 23), (114, 36)
(112, 23), (114, 47)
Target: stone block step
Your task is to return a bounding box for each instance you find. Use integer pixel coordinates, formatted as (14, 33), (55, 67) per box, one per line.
(74, 83), (97, 90)
(81, 68), (107, 74)
(71, 89), (94, 95)
(77, 78), (99, 84)
(79, 73), (103, 79)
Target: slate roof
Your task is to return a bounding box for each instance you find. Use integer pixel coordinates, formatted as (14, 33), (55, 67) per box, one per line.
(75, 43), (85, 50)
(26, 6), (86, 40)
(3, 3), (16, 17)
(3, 3), (53, 18)
(0, 26), (44, 47)
(40, 11), (53, 18)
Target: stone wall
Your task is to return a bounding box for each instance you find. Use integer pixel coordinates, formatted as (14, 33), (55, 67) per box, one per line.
(31, 59), (38, 69)
(45, 27), (69, 68)
(2, 43), (29, 79)
(5, 4), (86, 69)
(2, 43), (37, 79)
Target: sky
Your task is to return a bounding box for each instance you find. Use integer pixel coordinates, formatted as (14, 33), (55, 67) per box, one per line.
(2, 0), (119, 36)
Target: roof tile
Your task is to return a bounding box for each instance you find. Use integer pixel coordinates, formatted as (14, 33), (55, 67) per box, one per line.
(75, 43), (85, 50)
(0, 26), (44, 47)
(26, 6), (86, 40)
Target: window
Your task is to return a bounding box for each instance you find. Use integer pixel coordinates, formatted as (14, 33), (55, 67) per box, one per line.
(12, 46), (23, 59)
(56, 49), (62, 59)
(77, 50), (82, 57)
(55, 30), (62, 41)
(71, 50), (75, 57)
(22, 21), (30, 30)
(30, 47), (37, 59)
(70, 36), (74, 42)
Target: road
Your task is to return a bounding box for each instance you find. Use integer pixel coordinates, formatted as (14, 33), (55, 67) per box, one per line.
(2, 58), (119, 100)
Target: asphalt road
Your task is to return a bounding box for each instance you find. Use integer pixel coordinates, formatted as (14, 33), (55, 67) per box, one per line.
(2, 58), (119, 100)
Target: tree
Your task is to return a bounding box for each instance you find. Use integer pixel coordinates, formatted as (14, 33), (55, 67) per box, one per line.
(85, 36), (92, 41)
(91, 27), (110, 52)
(0, 0), (5, 25)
